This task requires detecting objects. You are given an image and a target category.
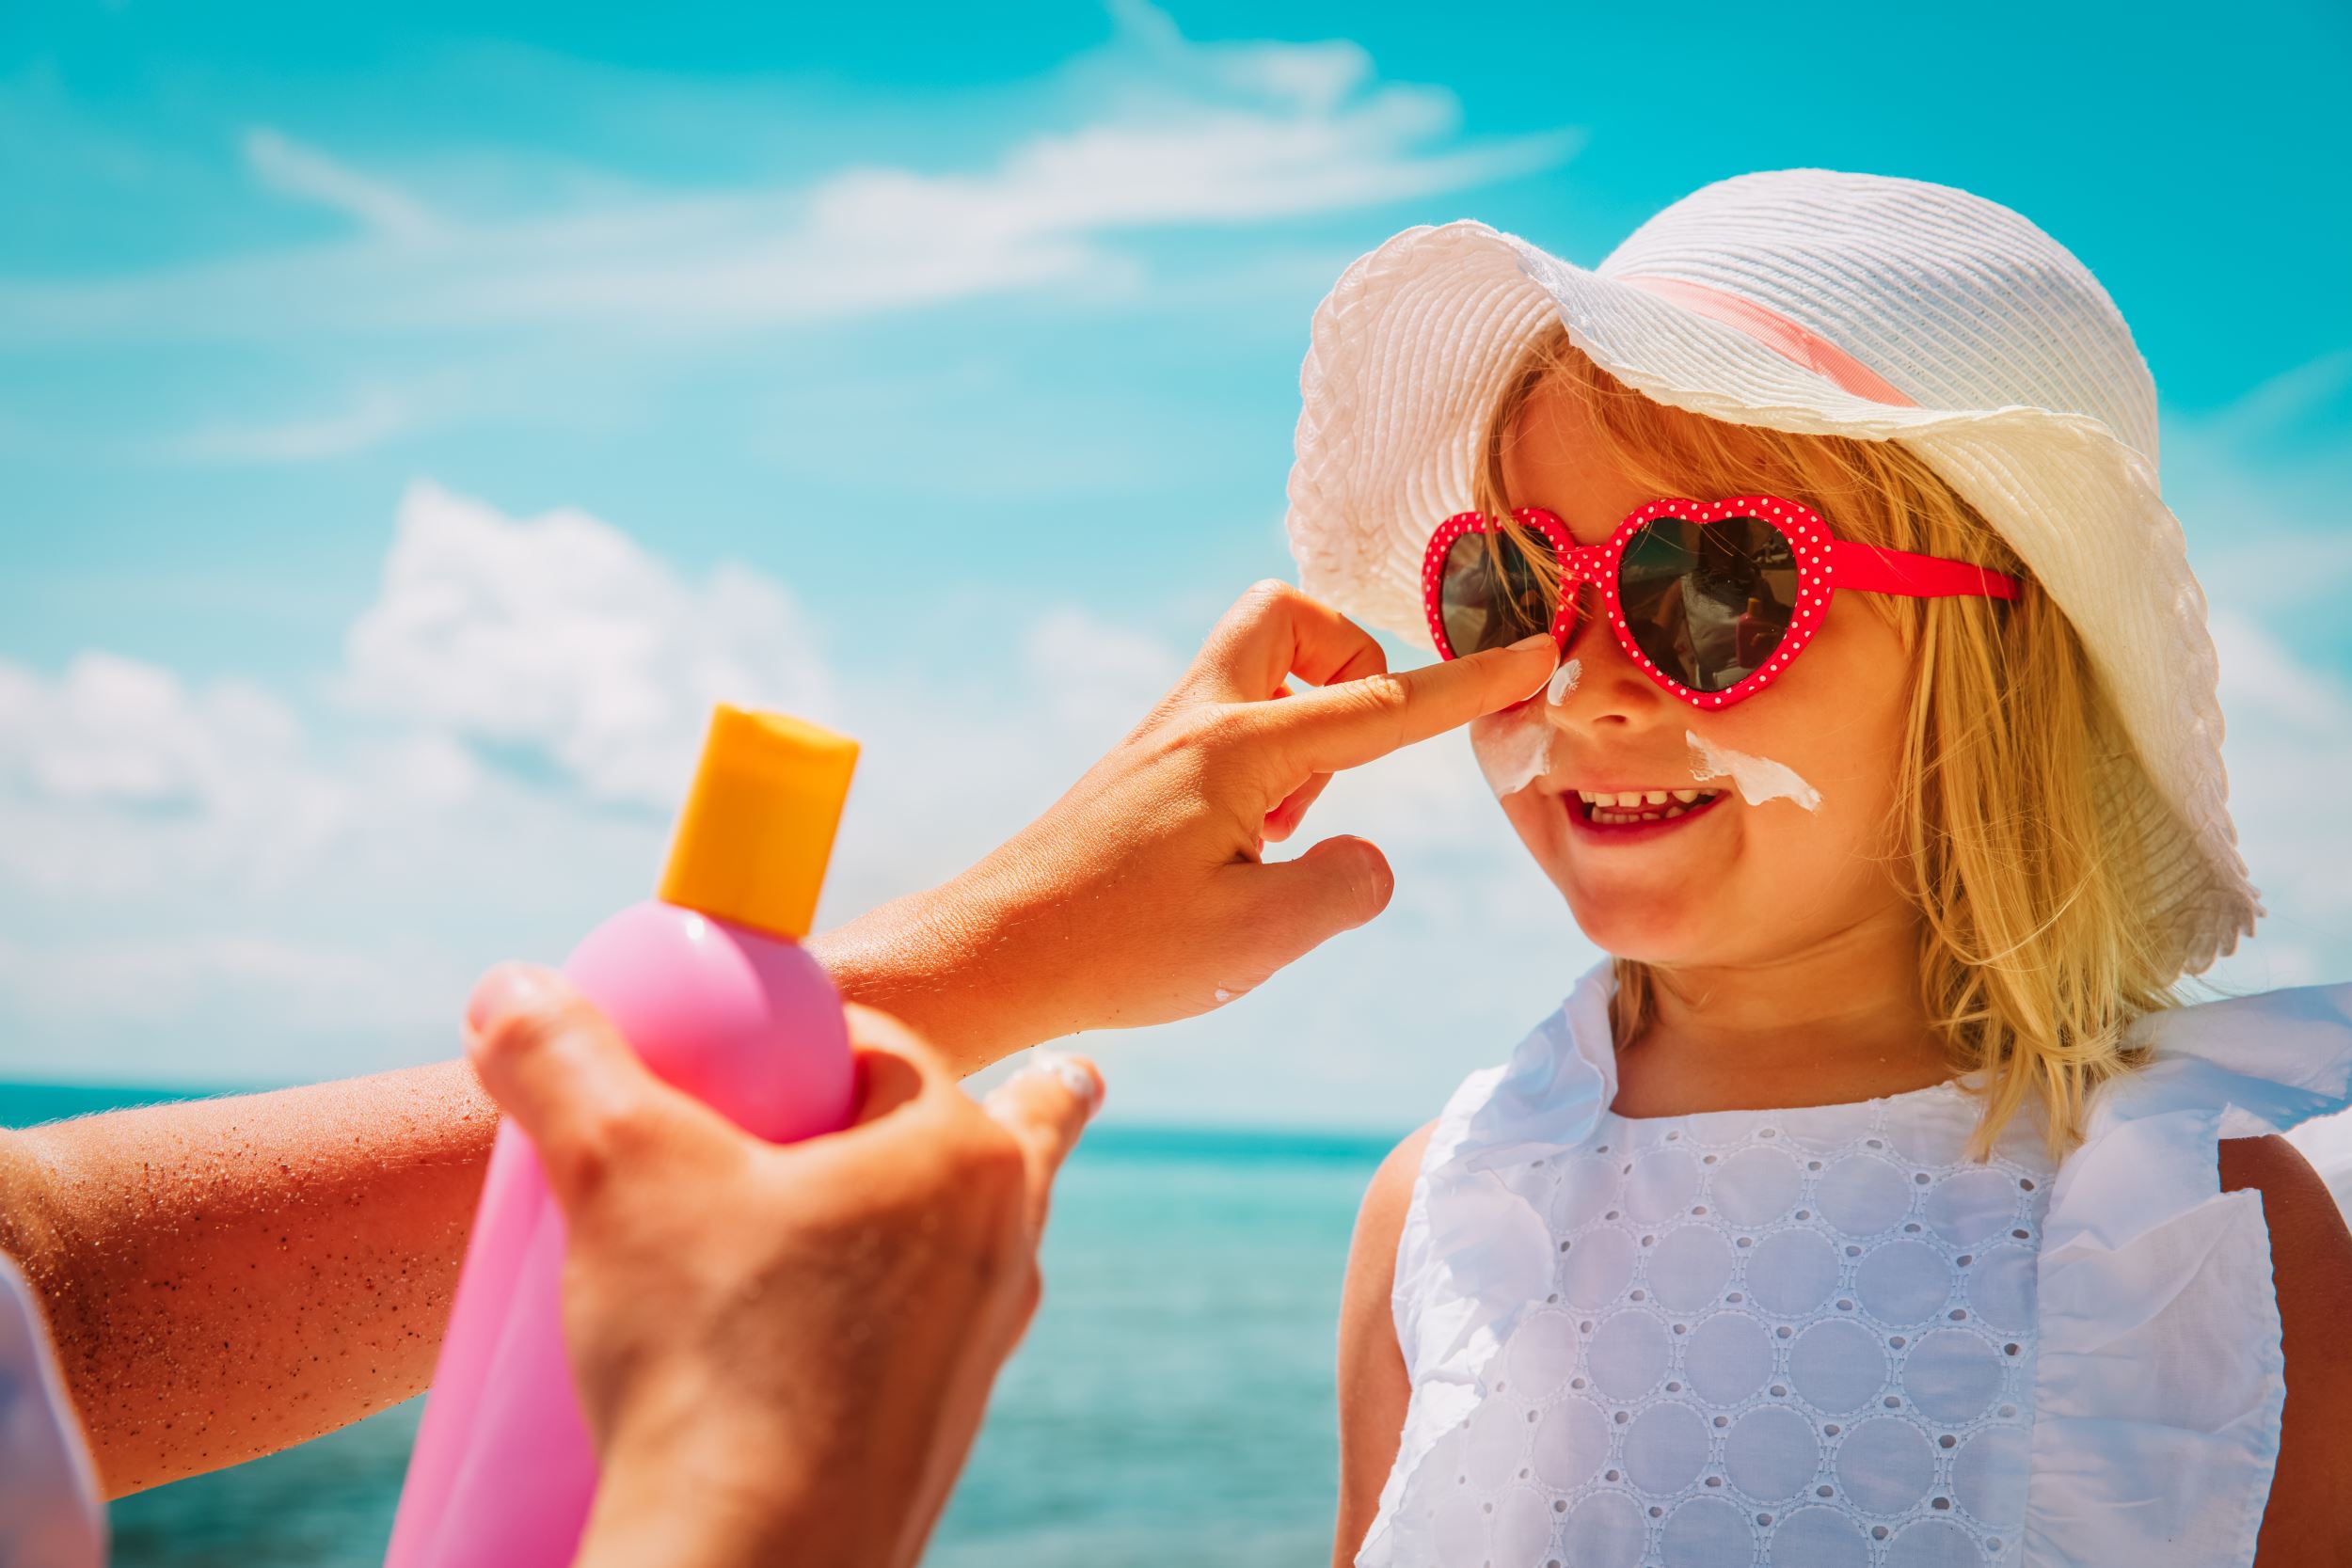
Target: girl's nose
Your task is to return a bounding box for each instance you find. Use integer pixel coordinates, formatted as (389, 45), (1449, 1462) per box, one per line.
(1543, 615), (1669, 731)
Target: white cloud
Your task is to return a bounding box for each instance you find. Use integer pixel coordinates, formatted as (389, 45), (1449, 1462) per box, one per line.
(0, 652), (349, 895)
(0, 3), (1578, 344)
(0, 652), (294, 807)
(2201, 607), (2352, 994)
(342, 480), (832, 806)
(243, 126), (443, 244)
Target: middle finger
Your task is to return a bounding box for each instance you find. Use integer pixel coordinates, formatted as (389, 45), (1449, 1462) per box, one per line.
(1185, 581), (1388, 705)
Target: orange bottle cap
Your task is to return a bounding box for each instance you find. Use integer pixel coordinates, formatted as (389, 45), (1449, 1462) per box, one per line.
(658, 705), (859, 940)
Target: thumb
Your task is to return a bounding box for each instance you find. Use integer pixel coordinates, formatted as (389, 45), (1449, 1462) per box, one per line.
(982, 1049), (1104, 1234)
(1237, 833), (1396, 970)
(464, 961), (733, 1208)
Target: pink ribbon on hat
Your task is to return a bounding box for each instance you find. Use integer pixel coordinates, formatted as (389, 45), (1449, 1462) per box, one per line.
(1614, 274), (1919, 408)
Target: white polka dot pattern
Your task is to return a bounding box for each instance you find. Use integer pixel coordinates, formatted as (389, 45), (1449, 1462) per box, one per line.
(1375, 1089), (2052, 1566)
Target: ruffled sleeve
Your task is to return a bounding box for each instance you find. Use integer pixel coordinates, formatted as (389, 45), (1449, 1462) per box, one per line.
(2024, 979), (2352, 1568)
(1359, 959), (1619, 1568)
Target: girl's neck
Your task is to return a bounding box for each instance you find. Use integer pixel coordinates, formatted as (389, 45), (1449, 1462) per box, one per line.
(1609, 910), (1953, 1118)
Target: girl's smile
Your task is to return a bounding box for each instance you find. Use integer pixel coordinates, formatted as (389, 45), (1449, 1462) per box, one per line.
(1563, 784), (1727, 839)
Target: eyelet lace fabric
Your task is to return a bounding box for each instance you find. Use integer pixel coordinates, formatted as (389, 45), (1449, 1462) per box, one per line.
(1359, 959), (2352, 1568)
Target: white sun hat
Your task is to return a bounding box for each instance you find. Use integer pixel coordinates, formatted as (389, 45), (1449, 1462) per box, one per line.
(1284, 166), (2261, 979)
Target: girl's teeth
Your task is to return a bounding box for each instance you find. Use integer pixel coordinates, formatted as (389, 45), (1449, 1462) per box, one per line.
(1576, 785), (1720, 820)
(1593, 802), (1690, 823)
(1584, 790), (1723, 825)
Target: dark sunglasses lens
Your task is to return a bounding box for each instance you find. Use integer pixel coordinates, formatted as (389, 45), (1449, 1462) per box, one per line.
(1440, 527), (1562, 657)
(1617, 515), (1797, 692)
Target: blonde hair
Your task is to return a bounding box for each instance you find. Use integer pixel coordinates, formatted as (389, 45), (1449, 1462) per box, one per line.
(1475, 324), (2188, 1161)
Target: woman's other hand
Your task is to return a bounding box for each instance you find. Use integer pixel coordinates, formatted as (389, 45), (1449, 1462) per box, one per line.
(461, 963), (1102, 1568)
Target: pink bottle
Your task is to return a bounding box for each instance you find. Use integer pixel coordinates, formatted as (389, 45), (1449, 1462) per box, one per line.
(384, 705), (862, 1568)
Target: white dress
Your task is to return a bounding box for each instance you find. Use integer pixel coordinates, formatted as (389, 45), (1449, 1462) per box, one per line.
(1359, 958), (2352, 1568)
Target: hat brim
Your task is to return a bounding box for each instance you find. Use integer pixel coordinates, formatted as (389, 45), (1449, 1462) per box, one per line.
(1284, 220), (2262, 977)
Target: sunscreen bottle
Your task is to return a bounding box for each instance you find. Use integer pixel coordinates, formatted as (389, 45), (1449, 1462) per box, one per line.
(383, 705), (860, 1568)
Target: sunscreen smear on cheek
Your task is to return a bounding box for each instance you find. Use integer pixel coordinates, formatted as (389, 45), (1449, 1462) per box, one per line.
(1686, 728), (1821, 811)
(1470, 704), (1555, 797)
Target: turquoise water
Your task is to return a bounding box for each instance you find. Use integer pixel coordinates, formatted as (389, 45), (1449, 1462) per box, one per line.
(4, 1084), (1392, 1567)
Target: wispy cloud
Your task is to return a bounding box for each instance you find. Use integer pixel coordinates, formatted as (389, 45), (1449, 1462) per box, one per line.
(161, 384), (426, 463)
(0, 3), (1577, 345)
(242, 126), (443, 244)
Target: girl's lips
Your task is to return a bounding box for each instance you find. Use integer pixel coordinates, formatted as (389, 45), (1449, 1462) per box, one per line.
(1563, 788), (1728, 844)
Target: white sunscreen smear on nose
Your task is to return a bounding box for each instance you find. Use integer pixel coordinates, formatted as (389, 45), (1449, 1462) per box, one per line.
(1546, 658), (1582, 705)
(1686, 728), (1821, 811)
(1470, 704), (1555, 796)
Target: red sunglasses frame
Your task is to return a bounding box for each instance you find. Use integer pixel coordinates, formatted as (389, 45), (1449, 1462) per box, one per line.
(1422, 493), (2022, 709)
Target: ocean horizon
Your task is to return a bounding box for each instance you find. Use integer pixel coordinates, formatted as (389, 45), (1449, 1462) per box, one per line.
(6, 1079), (1398, 1567)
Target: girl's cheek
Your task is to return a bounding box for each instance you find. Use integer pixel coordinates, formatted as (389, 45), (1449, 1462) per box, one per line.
(1685, 728), (1822, 812)
(1469, 703), (1555, 798)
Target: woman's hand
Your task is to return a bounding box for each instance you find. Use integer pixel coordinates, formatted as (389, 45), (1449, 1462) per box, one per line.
(811, 580), (1556, 1072)
(461, 964), (1102, 1568)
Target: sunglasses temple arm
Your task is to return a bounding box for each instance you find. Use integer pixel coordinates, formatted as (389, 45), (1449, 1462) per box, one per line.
(1830, 540), (2020, 601)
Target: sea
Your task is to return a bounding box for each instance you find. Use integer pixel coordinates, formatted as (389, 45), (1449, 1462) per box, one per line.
(2, 1082), (1393, 1568)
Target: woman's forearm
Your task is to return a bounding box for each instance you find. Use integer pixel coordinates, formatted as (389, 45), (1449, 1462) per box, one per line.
(0, 1060), (498, 1497)
(806, 879), (1062, 1078)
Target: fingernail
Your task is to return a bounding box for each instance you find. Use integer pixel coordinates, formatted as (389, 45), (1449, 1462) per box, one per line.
(1505, 635), (1559, 698)
(1029, 1048), (1103, 1119)
(467, 963), (549, 1035)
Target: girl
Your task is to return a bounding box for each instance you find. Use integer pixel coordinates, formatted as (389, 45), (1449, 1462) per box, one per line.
(1295, 171), (2352, 1566)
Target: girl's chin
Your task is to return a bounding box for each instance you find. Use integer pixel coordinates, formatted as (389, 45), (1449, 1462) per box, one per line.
(1511, 793), (1740, 949)
(1549, 871), (1720, 957)
(1564, 907), (1708, 961)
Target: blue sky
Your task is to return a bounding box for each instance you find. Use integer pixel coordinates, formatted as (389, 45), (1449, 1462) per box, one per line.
(3, 0), (2349, 1129)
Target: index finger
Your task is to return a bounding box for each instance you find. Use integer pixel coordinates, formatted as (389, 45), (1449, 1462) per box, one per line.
(1261, 633), (1558, 775)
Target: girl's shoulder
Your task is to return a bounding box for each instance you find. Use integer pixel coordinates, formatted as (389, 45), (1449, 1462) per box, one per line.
(1352, 1119), (1438, 1299)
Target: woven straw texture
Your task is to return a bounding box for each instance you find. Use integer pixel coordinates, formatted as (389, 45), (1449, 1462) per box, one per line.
(1284, 168), (2260, 978)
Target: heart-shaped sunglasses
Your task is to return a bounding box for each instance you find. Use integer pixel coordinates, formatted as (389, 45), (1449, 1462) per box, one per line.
(1422, 494), (2021, 709)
